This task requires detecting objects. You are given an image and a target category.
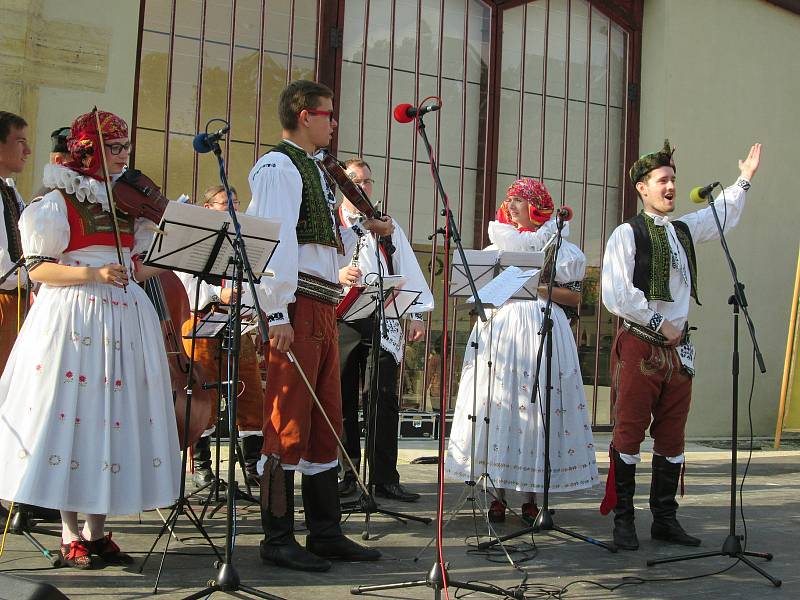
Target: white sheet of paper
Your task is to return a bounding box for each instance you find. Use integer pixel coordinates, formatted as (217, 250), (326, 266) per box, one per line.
(145, 201), (280, 280)
(467, 265), (540, 307)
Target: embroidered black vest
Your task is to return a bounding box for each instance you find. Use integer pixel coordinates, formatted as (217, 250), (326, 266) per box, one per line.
(1, 180), (23, 262)
(627, 212), (699, 305)
(270, 141), (343, 253)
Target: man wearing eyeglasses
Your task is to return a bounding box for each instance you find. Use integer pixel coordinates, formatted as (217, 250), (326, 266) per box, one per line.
(174, 185), (265, 491)
(337, 158), (434, 503)
(247, 80), (392, 572)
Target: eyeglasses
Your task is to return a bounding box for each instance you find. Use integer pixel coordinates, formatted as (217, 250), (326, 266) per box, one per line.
(303, 109), (335, 122)
(104, 142), (132, 155)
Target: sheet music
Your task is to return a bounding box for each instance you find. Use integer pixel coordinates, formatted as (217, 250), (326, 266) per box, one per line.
(467, 266), (540, 307)
(145, 201), (280, 280)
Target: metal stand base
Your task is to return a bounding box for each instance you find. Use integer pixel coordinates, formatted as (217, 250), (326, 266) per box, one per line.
(477, 505), (616, 552)
(647, 533), (780, 586)
(8, 510), (62, 567)
(342, 491), (431, 540)
(351, 560), (524, 599)
(182, 562), (285, 600)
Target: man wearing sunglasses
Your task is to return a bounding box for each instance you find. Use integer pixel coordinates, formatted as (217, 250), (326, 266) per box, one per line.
(247, 80), (392, 572)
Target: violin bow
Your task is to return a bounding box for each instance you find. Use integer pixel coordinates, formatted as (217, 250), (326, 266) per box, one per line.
(92, 107), (127, 291)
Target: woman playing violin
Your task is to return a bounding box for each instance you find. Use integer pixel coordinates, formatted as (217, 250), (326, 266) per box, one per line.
(0, 110), (180, 568)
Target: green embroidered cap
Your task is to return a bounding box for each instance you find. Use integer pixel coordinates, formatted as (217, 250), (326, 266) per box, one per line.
(629, 139), (676, 184)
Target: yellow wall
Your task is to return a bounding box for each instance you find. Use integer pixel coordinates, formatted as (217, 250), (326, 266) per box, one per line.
(639, 0), (800, 435)
(0, 0), (140, 199)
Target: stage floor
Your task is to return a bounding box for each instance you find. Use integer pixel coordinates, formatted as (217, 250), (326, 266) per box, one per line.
(1, 436), (797, 599)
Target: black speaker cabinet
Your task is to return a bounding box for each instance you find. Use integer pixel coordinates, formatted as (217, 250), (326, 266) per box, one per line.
(0, 574), (69, 600)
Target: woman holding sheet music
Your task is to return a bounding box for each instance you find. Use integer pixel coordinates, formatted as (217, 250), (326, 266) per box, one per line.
(444, 178), (597, 524)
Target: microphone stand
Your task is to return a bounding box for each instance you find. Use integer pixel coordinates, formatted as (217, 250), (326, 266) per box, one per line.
(352, 113), (520, 599)
(340, 237), (432, 537)
(477, 216), (614, 553)
(182, 129), (283, 600)
(647, 185), (779, 586)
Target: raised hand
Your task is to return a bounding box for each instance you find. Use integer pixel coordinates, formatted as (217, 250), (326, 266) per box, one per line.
(738, 143), (762, 181)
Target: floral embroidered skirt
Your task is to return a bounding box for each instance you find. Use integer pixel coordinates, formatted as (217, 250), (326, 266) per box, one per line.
(0, 254), (180, 515)
(444, 300), (598, 493)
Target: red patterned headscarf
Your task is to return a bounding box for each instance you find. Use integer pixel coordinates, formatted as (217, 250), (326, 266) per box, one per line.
(65, 110), (129, 180)
(496, 177), (554, 231)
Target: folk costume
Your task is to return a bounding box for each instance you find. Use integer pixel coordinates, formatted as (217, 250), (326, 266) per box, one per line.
(0, 176), (27, 368)
(337, 205), (434, 500)
(600, 140), (750, 550)
(175, 272), (265, 485)
(0, 113), (180, 522)
(445, 179), (598, 517)
(247, 137), (379, 572)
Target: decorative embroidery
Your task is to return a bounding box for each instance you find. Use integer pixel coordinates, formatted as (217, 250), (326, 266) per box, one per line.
(78, 375), (87, 387)
(82, 336), (91, 346)
(113, 379), (122, 391)
(153, 458), (162, 468)
(737, 178), (751, 191)
(48, 454), (62, 466)
(649, 312), (664, 331)
(70, 460), (79, 470)
(64, 371), (74, 383)
(267, 312), (285, 323)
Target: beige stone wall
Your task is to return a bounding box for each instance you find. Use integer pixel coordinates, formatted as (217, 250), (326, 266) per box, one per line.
(639, 0), (800, 436)
(0, 0), (140, 199)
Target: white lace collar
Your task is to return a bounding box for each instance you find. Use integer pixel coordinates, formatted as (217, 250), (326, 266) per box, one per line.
(42, 163), (112, 211)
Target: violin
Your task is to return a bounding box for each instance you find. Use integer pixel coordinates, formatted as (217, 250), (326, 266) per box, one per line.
(319, 152), (396, 256)
(142, 271), (215, 449)
(113, 168), (169, 224)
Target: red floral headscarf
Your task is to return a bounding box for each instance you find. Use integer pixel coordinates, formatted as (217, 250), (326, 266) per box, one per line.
(496, 177), (554, 231)
(65, 110), (129, 180)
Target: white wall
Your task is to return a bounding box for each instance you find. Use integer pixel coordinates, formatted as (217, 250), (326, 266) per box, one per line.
(639, 0), (800, 436)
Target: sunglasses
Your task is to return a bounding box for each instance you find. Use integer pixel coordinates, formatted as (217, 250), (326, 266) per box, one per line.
(303, 109), (335, 122)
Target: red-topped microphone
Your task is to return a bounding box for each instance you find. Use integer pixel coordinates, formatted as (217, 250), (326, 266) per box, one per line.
(556, 206), (574, 222)
(393, 102), (441, 123)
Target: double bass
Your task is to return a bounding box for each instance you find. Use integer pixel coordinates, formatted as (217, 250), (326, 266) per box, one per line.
(114, 169), (215, 448)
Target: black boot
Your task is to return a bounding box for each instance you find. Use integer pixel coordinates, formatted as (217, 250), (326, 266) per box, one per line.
(242, 435), (263, 487)
(192, 435), (214, 487)
(650, 455), (701, 546)
(259, 460), (331, 572)
(612, 449), (639, 551)
(303, 467), (381, 561)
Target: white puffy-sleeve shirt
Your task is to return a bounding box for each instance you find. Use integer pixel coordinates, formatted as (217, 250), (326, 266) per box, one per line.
(339, 205), (434, 318)
(602, 177), (750, 331)
(487, 216), (567, 252)
(246, 143), (356, 325)
(18, 192), (71, 262)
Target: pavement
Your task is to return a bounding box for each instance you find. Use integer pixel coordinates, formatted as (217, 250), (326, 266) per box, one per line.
(0, 435), (797, 599)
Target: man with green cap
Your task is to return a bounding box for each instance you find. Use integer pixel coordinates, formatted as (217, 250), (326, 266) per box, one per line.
(600, 140), (762, 551)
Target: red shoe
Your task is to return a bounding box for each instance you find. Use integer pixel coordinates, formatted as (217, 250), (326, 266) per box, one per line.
(521, 502), (539, 525)
(59, 539), (93, 569)
(488, 499), (507, 523)
(83, 532), (134, 565)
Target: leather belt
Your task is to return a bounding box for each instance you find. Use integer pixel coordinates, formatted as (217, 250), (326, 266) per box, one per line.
(623, 320), (669, 347)
(296, 272), (342, 305)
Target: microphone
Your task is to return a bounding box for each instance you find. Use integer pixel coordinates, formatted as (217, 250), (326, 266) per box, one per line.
(555, 206), (574, 222)
(393, 103), (441, 123)
(193, 124), (230, 153)
(689, 181), (720, 203)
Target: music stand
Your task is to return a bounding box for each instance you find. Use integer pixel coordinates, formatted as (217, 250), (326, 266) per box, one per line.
(339, 278), (432, 538)
(415, 253), (544, 564)
(138, 200), (279, 596)
(184, 310), (259, 522)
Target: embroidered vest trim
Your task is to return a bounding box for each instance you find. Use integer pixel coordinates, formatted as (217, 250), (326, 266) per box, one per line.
(270, 141), (343, 253)
(60, 190), (135, 252)
(1, 181), (23, 262)
(627, 211), (700, 305)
